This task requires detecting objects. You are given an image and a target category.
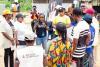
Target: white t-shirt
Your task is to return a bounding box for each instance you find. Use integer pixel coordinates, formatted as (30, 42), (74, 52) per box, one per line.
(14, 21), (27, 41)
(17, 46), (44, 67)
(0, 19), (13, 48)
(91, 17), (99, 46)
(72, 20), (89, 58)
(73, 20), (89, 39)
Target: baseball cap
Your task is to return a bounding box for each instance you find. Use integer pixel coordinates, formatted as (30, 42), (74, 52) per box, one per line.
(2, 9), (12, 15)
(25, 32), (35, 41)
(55, 5), (62, 9)
(58, 7), (65, 12)
(16, 13), (24, 18)
(83, 14), (92, 24)
(84, 8), (95, 15)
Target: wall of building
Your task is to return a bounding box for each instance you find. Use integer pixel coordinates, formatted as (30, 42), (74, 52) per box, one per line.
(32, 3), (72, 19)
(0, 4), (5, 14)
(33, 0), (72, 3)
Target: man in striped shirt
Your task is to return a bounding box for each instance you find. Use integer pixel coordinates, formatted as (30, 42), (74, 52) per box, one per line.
(71, 8), (90, 67)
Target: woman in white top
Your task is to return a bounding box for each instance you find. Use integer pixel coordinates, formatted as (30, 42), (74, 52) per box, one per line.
(14, 13), (27, 48)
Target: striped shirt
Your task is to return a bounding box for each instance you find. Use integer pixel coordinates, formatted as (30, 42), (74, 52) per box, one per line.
(72, 20), (89, 58)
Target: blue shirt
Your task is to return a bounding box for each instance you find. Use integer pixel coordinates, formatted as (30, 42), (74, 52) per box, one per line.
(86, 25), (95, 54)
(71, 21), (77, 26)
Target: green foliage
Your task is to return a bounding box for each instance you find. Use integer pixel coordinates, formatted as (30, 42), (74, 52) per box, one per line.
(19, 0), (32, 11)
(20, 2), (32, 11)
(5, 2), (11, 8)
(0, 0), (32, 11)
(18, 0), (24, 3)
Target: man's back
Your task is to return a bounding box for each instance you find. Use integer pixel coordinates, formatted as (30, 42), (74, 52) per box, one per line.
(17, 46), (44, 67)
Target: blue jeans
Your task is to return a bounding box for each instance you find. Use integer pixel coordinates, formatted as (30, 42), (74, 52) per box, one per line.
(85, 52), (94, 67)
(36, 36), (47, 49)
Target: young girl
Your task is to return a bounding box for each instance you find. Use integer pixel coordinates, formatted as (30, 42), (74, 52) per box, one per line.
(34, 13), (48, 50)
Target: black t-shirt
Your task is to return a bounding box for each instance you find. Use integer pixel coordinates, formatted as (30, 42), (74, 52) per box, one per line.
(36, 22), (47, 38)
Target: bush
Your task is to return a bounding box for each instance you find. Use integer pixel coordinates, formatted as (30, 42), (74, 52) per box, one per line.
(0, 0), (32, 11)
(20, 2), (32, 11)
(5, 2), (11, 8)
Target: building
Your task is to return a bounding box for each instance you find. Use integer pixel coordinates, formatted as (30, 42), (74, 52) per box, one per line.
(32, 0), (72, 3)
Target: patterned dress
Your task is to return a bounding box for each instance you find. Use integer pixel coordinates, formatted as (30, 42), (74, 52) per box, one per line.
(47, 37), (72, 67)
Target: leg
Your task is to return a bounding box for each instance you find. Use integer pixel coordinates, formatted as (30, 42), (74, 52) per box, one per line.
(36, 37), (42, 45)
(42, 37), (47, 50)
(4, 48), (10, 67)
(88, 53), (94, 67)
(80, 57), (85, 67)
(10, 49), (14, 67)
(14, 58), (19, 67)
(72, 57), (80, 67)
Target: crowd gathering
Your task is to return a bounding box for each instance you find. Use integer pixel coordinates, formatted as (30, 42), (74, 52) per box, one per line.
(0, 1), (99, 67)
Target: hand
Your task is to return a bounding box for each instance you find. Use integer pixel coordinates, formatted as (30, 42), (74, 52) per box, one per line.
(16, 40), (19, 46)
(70, 48), (74, 54)
(10, 38), (15, 46)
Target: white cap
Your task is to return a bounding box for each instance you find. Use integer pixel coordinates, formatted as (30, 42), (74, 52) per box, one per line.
(55, 5), (62, 9)
(25, 32), (36, 40)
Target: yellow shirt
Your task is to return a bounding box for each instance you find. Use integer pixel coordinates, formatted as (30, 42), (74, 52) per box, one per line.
(53, 15), (71, 25)
(53, 15), (71, 35)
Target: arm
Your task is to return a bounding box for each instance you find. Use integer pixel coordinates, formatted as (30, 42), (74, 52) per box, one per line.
(71, 26), (79, 53)
(2, 32), (15, 45)
(14, 31), (19, 46)
(52, 17), (56, 29)
(66, 16), (71, 28)
(43, 55), (47, 67)
(33, 23), (38, 33)
(86, 33), (91, 46)
(2, 32), (13, 42)
(72, 38), (78, 53)
(0, 22), (14, 43)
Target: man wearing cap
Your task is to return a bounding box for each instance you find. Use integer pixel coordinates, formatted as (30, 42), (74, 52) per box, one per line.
(15, 32), (46, 67)
(84, 8), (99, 47)
(84, 8), (99, 66)
(0, 9), (16, 67)
(83, 14), (95, 67)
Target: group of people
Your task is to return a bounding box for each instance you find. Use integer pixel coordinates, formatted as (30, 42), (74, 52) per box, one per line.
(0, 3), (99, 67)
